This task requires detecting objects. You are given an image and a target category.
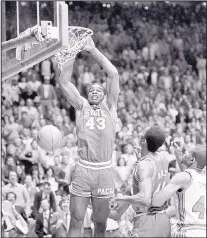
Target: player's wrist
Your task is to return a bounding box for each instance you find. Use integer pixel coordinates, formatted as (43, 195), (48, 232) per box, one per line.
(88, 46), (97, 54)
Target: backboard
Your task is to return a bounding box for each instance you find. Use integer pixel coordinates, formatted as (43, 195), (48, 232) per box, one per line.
(1, 1), (69, 81)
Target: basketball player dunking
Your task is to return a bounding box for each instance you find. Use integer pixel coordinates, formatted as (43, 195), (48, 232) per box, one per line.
(152, 144), (206, 237)
(109, 125), (172, 237)
(56, 37), (119, 237)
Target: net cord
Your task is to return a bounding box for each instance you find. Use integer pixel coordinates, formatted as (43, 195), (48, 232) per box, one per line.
(37, 1), (40, 26)
(54, 26), (93, 70)
(16, 2), (20, 36)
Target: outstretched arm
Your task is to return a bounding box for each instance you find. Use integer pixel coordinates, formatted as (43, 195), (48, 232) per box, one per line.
(115, 160), (154, 207)
(56, 58), (85, 110)
(85, 38), (120, 108)
(171, 139), (186, 172)
(109, 202), (130, 221)
(152, 172), (191, 207)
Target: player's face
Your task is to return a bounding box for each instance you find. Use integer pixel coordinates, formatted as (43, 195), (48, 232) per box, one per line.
(181, 150), (194, 167)
(88, 85), (105, 105)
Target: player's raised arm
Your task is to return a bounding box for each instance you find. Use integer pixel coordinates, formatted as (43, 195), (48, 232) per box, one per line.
(56, 58), (84, 110)
(152, 172), (191, 207)
(171, 139), (186, 172)
(85, 37), (120, 109)
(114, 160), (154, 207)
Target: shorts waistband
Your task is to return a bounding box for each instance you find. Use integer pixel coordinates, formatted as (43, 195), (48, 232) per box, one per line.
(78, 159), (112, 170)
(176, 223), (206, 230)
(133, 210), (166, 219)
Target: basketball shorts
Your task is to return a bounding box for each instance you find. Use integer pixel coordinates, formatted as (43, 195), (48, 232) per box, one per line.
(69, 159), (114, 198)
(171, 224), (206, 237)
(130, 212), (171, 237)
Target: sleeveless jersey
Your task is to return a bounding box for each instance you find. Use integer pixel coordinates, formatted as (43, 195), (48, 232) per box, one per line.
(176, 169), (206, 227)
(76, 101), (116, 163)
(132, 152), (170, 214)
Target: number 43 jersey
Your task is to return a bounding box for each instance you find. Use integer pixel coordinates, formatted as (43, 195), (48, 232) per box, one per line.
(176, 169), (206, 227)
(76, 101), (116, 163)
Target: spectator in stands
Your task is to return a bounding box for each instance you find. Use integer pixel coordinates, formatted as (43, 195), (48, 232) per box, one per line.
(35, 199), (53, 238)
(3, 157), (17, 183)
(21, 83), (37, 102)
(24, 174), (39, 211)
(2, 171), (31, 219)
(2, 192), (28, 237)
(33, 182), (57, 218)
(16, 164), (26, 184)
(44, 167), (59, 193)
(115, 156), (131, 184)
(50, 197), (71, 237)
(3, 116), (21, 144)
(37, 76), (57, 115)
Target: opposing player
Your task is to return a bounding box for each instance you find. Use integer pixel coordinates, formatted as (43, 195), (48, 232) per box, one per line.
(110, 125), (171, 237)
(56, 37), (119, 237)
(152, 144), (206, 237)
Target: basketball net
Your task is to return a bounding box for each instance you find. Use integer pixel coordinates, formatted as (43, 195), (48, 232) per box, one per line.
(54, 26), (93, 71)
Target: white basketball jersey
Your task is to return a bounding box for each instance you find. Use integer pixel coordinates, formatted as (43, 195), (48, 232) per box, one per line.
(176, 169), (206, 227)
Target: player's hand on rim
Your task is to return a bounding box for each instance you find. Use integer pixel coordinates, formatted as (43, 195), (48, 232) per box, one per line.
(84, 37), (96, 52)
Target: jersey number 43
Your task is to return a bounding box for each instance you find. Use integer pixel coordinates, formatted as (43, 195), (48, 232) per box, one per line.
(86, 117), (106, 130)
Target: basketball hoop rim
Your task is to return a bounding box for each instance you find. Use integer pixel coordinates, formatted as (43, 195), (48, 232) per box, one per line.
(68, 26), (93, 33)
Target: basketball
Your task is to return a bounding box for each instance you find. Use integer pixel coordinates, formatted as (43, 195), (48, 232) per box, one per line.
(37, 125), (63, 152)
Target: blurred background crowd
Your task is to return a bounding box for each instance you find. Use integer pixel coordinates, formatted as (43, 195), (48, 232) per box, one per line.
(1, 1), (206, 237)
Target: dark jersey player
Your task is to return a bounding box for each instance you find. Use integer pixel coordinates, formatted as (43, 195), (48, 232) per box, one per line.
(109, 125), (171, 237)
(56, 37), (119, 237)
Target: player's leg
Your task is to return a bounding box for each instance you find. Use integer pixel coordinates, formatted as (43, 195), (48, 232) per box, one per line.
(155, 213), (171, 237)
(69, 194), (90, 237)
(131, 213), (171, 237)
(91, 197), (110, 237)
(91, 168), (115, 237)
(68, 165), (91, 237)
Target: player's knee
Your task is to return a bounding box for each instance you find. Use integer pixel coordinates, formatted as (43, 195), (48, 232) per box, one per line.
(70, 215), (84, 229)
(94, 221), (107, 232)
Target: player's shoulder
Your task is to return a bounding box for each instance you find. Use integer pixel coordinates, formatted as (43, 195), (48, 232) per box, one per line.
(170, 171), (192, 186)
(76, 97), (90, 112)
(159, 150), (176, 163)
(136, 158), (155, 178)
(139, 155), (156, 169)
(81, 97), (90, 107)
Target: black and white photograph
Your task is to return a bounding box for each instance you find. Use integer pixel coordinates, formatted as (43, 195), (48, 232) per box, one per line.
(1, 1), (206, 237)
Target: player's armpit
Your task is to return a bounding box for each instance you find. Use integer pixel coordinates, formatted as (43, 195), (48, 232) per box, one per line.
(152, 172), (191, 207)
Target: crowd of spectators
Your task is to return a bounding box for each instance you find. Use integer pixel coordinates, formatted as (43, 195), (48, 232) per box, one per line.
(2, 2), (206, 237)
